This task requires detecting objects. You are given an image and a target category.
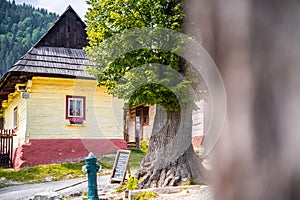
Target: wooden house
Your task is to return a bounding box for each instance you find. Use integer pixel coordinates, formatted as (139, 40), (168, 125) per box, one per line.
(123, 105), (156, 148)
(0, 6), (126, 169)
(124, 101), (207, 150)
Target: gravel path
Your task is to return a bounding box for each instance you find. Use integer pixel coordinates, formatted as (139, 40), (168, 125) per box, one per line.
(0, 177), (87, 200)
(177, 189), (212, 200)
(0, 175), (117, 200)
(0, 175), (212, 200)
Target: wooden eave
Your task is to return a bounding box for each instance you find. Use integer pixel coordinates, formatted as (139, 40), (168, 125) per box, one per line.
(0, 72), (32, 103)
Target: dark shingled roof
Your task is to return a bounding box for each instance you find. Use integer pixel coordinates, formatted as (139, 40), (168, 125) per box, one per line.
(0, 6), (95, 105)
(9, 46), (94, 78)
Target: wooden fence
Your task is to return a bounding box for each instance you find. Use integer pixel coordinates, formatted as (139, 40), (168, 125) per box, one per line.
(0, 130), (15, 168)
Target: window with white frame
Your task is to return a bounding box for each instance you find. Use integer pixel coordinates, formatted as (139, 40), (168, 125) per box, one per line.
(66, 95), (86, 124)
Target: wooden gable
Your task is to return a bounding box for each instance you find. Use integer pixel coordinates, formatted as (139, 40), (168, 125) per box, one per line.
(35, 6), (89, 49)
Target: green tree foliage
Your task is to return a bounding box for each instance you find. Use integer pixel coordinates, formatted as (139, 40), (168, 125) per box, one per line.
(0, 0), (58, 75)
(86, 1), (209, 188)
(85, 0), (188, 110)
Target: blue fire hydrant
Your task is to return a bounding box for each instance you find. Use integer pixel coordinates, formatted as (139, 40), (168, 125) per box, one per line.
(82, 152), (101, 200)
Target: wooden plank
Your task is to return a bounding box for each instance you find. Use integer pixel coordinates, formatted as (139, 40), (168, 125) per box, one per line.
(36, 7), (88, 49)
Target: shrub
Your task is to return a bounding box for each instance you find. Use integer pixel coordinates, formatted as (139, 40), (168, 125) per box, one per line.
(133, 191), (158, 200)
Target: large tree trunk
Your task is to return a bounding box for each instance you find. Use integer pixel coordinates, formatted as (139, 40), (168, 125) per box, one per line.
(136, 106), (207, 189)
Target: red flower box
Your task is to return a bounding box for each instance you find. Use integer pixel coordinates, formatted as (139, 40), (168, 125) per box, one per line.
(69, 117), (84, 124)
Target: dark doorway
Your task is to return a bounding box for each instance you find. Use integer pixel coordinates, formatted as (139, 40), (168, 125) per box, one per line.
(135, 107), (143, 149)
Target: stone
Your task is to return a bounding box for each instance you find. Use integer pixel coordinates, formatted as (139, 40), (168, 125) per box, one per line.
(44, 176), (53, 181)
(182, 189), (190, 194)
(33, 191), (62, 200)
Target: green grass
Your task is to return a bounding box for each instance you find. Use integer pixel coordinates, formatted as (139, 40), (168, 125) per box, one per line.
(128, 148), (146, 170)
(99, 149), (146, 171)
(0, 150), (146, 188)
(0, 162), (85, 185)
(98, 154), (115, 169)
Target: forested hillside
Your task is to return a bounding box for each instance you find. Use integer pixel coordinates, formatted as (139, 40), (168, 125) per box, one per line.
(0, 0), (58, 75)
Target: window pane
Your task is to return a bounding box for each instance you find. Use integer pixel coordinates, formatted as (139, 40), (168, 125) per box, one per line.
(76, 99), (82, 117)
(69, 99), (75, 116)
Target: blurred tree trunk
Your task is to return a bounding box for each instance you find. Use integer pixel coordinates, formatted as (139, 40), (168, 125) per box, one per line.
(187, 0), (300, 199)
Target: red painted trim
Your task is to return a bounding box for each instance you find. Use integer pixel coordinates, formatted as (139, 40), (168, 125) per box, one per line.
(12, 138), (127, 170)
(65, 95), (68, 119)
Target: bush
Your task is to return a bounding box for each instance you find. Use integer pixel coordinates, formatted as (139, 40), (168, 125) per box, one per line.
(140, 138), (150, 153)
(133, 191), (158, 200)
(115, 174), (139, 193)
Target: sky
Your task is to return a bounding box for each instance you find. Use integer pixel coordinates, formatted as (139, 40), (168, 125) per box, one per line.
(14, 0), (89, 20)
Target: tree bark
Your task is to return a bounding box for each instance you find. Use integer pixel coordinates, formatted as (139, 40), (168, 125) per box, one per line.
(186, 0), (300, 199)
(136, 106), (207, 189)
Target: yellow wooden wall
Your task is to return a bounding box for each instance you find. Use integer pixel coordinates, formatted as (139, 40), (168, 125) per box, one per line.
(27, 77), (124, 140)
(3, 76), (124, 146)
(3, 93), (27, 148)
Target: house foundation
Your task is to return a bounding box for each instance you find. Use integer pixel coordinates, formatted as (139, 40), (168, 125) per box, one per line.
(12, 138), (126, 169)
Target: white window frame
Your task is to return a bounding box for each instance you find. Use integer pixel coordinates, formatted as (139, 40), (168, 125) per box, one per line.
(66, 95), (86, 120)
